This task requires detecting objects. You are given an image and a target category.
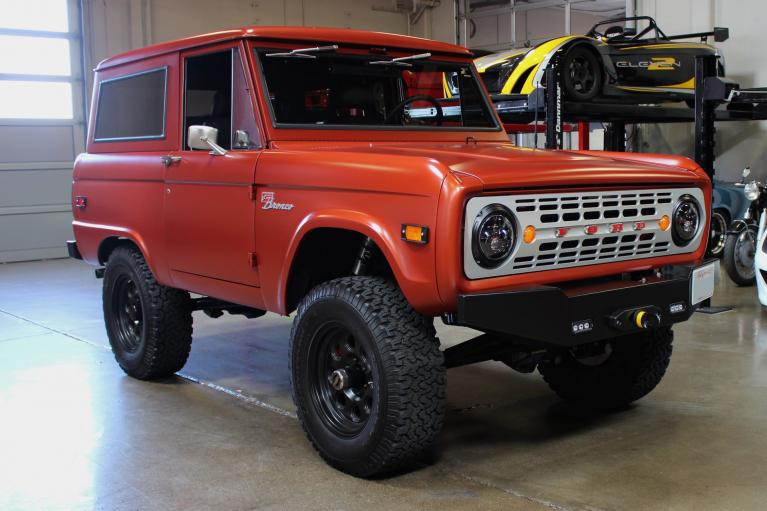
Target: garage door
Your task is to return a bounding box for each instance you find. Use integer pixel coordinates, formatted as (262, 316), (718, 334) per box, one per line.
(0, 0), (85, 262)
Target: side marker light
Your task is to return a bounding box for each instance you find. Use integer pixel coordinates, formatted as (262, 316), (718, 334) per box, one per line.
(401, 224), (429, 244)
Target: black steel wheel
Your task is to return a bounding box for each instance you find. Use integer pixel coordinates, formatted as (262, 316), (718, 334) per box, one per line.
(724, 225), (757, 286)
(708, 210), (729, 258)
(290, 276), (445, 477)
(103, 245), (193, 379)
(310, 322), (375, 436)
(110, 274), (145, 353)
(561, 46), (603, 101)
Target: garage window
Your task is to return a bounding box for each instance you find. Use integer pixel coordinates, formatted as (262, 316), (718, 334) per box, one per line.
(94, 68), (167, 141)
(0, 0), (73, 119)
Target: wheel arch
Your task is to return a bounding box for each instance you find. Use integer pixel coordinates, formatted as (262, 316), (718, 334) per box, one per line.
(528, 36), (598, 90)
(279, 211), (416, 315)
(97, 234), (163, 282)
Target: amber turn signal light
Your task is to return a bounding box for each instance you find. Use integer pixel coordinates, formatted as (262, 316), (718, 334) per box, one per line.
(659, 215), (671, 231)
(523, 225), (536, 244)
(401, 224), (429, 244)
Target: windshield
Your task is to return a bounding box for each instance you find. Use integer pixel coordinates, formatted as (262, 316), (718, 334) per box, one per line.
(256, 49), (498, 130)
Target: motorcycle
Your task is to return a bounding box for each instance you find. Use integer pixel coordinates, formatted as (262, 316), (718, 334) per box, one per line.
(723, 167), (764, 286)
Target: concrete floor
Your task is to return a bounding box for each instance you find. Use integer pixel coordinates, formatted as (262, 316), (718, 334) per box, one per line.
(1, 260), (767, 510)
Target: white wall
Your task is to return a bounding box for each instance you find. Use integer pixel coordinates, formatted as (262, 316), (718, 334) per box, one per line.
(81, 0), (458, 104)
(637, 0), (767, 182)
(411, 0), (457, 43)
(468, 6), (613, 51)
(84, 0), (413, 64)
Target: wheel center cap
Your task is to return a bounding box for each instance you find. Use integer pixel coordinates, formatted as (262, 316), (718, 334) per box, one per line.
(329, 369), (349, 391)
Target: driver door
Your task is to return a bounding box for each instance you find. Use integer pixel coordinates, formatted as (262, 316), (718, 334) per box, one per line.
(164, 44), (263, 289)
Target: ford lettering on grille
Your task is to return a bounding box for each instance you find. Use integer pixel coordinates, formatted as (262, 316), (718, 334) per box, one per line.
(463, 187), (706, 279)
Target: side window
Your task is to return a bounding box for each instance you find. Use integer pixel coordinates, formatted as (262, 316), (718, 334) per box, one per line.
(183, 51), (232, 150)
(94, 68), (167, 141)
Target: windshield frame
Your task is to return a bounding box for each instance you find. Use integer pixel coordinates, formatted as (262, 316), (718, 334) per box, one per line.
(252, 45), (502, 134)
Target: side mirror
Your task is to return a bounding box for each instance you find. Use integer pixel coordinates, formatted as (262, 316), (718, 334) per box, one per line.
(188, 125), (227, 155)
(743, 166), (752, 179)
(233, 129), (252, 149)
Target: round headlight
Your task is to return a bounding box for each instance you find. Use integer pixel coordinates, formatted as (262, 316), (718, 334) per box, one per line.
(472, 204), (516, 268)
(672, 195), (701, 245)
(745, 181), (760, 201)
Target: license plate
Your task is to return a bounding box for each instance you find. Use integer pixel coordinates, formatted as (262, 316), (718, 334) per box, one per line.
(691, 261), (716, 305)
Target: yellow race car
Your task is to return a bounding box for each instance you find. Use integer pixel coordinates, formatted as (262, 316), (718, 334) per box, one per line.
(473, 16), (727, 104)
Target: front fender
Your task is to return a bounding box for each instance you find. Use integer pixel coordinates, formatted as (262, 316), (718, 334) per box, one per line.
(275, 209), (442, 315)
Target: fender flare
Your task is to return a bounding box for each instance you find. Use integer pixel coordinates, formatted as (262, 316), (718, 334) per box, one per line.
(76, 221), (166, 282)
(530, 36), (598, 89)
(276, 209), (425, 314)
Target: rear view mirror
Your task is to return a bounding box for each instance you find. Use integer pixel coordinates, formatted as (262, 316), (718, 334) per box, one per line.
(234, 129), (252, 149)
(188, 125), (227, 155)
(714, 27), (729, 42)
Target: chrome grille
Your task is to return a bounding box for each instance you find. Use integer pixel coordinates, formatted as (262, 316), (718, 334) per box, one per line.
(463, 187), (706, 280)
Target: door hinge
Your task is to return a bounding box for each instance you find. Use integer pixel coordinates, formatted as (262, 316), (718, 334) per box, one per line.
(249, 184), (258, 201)
(248, 252), (258, 268)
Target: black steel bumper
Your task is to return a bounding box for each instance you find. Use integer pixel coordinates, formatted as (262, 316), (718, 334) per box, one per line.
(66, 240), (82, 260)
(456, 264), (702, 347)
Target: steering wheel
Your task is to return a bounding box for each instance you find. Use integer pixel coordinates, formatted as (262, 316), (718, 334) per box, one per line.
(604, 25), (625, 39)
(385, 95), (443, 126)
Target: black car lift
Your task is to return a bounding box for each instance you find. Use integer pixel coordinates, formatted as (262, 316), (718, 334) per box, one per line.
(496, 56), (767, 155)
(493, 54), (767, 313)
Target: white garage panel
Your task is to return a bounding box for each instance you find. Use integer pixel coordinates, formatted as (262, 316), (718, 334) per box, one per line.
(0, 0), (85, 262)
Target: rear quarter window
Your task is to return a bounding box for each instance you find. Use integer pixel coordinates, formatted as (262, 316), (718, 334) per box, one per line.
(94, 67), (167, 141)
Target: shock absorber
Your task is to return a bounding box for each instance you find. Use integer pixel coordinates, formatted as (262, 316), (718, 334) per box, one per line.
(352, 237), (376, 276)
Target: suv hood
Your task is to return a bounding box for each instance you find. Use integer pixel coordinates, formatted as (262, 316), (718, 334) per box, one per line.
(319, 143), (706, 190)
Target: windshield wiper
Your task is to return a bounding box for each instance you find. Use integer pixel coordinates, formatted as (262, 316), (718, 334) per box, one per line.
(265, 44), (338, 59)
(368, 52), (432, 67)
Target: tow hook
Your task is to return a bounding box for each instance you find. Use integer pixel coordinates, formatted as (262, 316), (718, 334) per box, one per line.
(609, 306), (662, 332)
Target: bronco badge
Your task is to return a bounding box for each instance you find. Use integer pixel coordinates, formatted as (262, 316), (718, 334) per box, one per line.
(261, 191), (295, 211)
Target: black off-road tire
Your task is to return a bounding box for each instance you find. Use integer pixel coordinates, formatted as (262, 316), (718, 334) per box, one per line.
(103, 245), (193, 380)
(538, 327), (673, 410)
(290, 277), (445, 477)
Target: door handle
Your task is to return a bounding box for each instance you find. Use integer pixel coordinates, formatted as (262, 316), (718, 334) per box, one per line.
(161, 155), (182, 167)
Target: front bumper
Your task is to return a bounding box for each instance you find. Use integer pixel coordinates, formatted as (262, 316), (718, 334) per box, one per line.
(456, 263), (710, 347)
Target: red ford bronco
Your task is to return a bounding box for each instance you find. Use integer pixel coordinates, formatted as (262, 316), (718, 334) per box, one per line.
(69, 27), (715, 477)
